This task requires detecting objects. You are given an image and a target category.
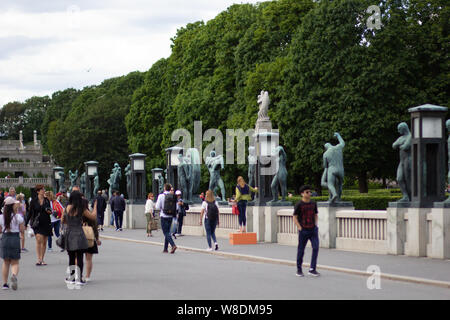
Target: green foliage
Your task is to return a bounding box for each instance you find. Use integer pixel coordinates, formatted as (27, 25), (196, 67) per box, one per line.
(0, 0), (448, 197)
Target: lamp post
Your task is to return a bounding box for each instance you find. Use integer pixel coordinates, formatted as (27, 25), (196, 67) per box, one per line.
(165, 146), (183, 190)
(84, 161), (98, 201)
(255, 131), (279, 206)
(129, 153), (147, 204)
(152, 168), (164, 196)
(52, 166), (64, 193)
(409, 104), (448, 207)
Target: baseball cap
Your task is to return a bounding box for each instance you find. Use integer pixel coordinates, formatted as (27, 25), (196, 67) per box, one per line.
(4, 197), (19, 206)
(175, 190), (182, 195)
(56, 192), (62, 197)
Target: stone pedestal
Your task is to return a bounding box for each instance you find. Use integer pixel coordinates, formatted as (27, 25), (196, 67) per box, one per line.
(431, 203), (450, 259)
(250, 206), (265, 241)
(386, 203), (408, 255)
(124, 203), (146, 229)
(405, 207), (430, 257)
(317, 202), (354, 248)
(264, 205), (293, 243)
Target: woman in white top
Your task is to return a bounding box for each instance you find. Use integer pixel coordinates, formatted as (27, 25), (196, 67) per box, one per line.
(200, 190), (220, 251)
(0, 197), (25, 290)
(145, 193), (155, 237)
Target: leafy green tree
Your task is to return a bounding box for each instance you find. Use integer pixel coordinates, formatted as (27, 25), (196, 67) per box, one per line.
(0, 101), (26, 139)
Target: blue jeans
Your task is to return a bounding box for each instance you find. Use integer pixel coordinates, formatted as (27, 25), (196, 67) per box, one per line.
(48, 220), (61, 249)
(237, 200), (247, 226)
(297, 226), (319, 272)
(204, 218), (217, 248)
(110, 211), (115, 226)
(161, 217), (176, 251)
(114, 211), (123, 229)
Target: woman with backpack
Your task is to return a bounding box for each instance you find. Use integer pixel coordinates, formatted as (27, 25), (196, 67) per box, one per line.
(232, 176), (258, 233)
(200, 190), (220, 251)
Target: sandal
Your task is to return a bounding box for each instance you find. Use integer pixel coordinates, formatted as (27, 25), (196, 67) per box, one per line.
(36, 262), (42, 266)
(41, 262), (47, 266)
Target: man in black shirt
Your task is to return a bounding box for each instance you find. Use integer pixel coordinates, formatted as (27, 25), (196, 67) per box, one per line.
(293, 185), (320, 277)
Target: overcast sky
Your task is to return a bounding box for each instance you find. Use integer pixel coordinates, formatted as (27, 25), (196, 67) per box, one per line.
(0, 0), (261, 108)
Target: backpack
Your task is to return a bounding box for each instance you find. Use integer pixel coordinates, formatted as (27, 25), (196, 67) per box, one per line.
(163, 193), (177, 216)
(206, 201), (219, 222)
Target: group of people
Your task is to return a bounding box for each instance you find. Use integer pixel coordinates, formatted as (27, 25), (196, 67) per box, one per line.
(0, 184), (102, 290)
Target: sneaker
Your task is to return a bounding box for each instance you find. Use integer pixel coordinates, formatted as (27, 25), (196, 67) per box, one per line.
(308, 269), (320, 277)
(21, 248), (28, 253)
(119, 228), (123, 231)
(172, 233), (177, 239)
(170, 246), (177, 254)
(47, 248), (53, 252)
(85, 277), (91, 283)
(65, 278), (75, 284)
(162, 250), (169, 253)
(115, 229), (120, 232)
(2, 284), (9, 290)
(296, 271), (305, 277)
(206, 247), (213, 251)
(75, 279), (86, 286)
(215, 243), (219, 251)
(10, 275), (17, 290)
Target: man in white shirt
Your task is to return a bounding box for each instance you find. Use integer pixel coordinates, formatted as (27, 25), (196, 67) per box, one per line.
(155, 184), (177, 253)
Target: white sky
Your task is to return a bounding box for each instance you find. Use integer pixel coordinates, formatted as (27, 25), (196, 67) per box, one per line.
(0, 0), (261, 108)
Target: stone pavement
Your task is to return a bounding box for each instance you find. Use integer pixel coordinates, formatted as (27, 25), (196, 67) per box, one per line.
(100, 226), (450, 286)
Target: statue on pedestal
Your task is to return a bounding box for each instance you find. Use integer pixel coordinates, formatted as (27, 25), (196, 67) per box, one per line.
(268, 146), (288, 203)
(186, 148), (201, 197)
(80, 172), (86, 196)
(392, 123), (411, 202)
(125, 164), (131, 198)
(257, 90), (270, 121)
(93, 172), (100, 196)
(248, 146), (256, 188)
(69, 169), (78, 192)
(58, 171), (66, 193)
(107, 163), (121, 199)
(205, 150), (226, 202)
(321, 132), (345, 203)
(178, 154), (192, 202)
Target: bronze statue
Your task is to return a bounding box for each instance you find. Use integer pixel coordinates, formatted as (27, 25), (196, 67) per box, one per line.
(321, 132), (345, 203)
(392, 122), (411, 202)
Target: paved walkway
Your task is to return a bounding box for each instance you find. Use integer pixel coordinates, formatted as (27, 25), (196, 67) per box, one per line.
(99, 226), (450, 286)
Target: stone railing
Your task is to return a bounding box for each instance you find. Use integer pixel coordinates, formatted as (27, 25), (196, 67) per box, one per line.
(276, 208), (389, 253)
(0, 177), (51, 188)
(183, 205), (239, 238)
(3, 162), (53, 169)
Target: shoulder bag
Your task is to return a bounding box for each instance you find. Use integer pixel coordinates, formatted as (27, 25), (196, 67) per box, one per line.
(82, 222), (95, 248)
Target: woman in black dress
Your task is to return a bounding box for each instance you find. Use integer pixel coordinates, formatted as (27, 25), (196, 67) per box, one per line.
(27, 184), (52, 266)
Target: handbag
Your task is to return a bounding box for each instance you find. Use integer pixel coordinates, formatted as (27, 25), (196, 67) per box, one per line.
(31, 212), (40, 229)
(82, 223), (95, 248)
(232, 204), (239, 215)
(56, 225), (66, 249)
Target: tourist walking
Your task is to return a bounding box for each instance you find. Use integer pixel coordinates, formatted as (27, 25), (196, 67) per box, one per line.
(83, 205), (100, 283)
(26, 184), (52, 266)
(46, 191), (64, 252)
(111, 191), (126, 231)
(176, 191), (188, 236)
(62, 190), (97, 285)
(232, 176), (258, 233)
(15, 194), (28, 252)
(92, 190), (106, 232)
(145, 193), (156, 237)
(155, 184), (177, 253)
(293, 185), (320, 277)
(200, 190), (220, 251)
(0, 197), (24, 290)
(109, 191), (116, 228)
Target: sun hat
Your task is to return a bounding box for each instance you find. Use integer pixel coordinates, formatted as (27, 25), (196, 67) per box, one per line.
(4, 197), (19, 206)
